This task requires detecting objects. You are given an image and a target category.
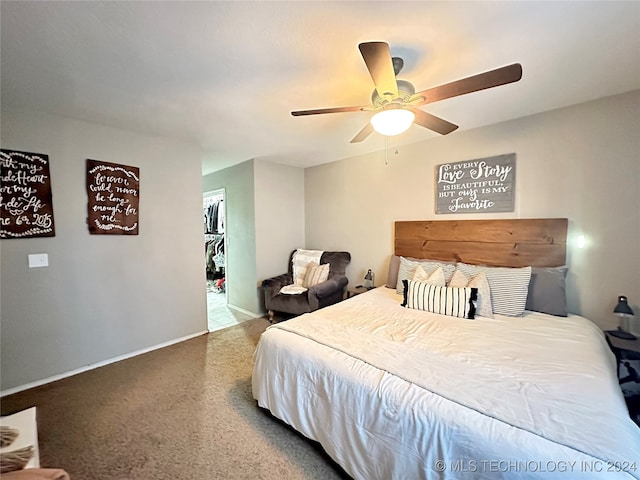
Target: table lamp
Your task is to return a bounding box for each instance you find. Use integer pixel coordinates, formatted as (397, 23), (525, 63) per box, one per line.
(364, 269), (375, 290)
(610, 295), (637, 340)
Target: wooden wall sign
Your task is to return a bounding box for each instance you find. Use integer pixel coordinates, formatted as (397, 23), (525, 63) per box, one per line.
(86, 160), (139, 235)
(0, 149), (56, 239)
(435, 153), (516, 214)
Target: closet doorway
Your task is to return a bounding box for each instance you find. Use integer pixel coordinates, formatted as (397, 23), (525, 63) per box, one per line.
(203, 190), (255, 332)
(204, 190), (236, 332)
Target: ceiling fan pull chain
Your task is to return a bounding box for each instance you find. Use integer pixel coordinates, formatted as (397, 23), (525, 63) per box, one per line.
(385, 136), (389, 166)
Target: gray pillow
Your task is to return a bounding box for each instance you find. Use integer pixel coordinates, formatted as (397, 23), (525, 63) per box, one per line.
(525, 266), (568, 317)
(386, 255), (401, 288)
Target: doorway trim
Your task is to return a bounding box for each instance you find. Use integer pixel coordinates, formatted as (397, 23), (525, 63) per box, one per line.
(204, 188), (228, 331)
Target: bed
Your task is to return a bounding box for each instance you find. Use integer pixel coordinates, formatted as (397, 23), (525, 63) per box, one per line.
(252, 219), (640, 479)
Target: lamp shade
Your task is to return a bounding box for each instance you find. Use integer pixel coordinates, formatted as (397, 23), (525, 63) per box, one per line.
(614, 295), (634, 316)
(370, 107), (415, 136)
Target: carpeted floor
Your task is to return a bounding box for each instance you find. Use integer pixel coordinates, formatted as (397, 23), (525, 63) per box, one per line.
(1, 318), (351, 480)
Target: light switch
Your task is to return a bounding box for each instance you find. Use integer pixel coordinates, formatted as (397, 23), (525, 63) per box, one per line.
(28, 253), (49, 268)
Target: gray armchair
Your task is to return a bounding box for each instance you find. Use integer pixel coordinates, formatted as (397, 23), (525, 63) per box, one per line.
(262, 250), (351, 322)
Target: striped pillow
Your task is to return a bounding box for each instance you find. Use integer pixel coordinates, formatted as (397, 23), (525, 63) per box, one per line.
(455, 263), (532, 316)
(402, 279), (477, 319)
(303, 262), (330, 288)
(292, 249), (323, 286)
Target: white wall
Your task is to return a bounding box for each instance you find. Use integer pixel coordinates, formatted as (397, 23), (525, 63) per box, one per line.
(1, 109), (208, 392)
(305, 91), (640, 329)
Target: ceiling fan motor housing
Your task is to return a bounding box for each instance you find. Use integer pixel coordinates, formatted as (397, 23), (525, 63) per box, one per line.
(371, 79), (416, 107)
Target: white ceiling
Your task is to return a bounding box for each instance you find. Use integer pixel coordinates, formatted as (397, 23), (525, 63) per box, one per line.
(2, 1), (639, 175)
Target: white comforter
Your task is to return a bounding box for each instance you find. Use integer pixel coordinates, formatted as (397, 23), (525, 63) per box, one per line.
(252, 287), (640, 479)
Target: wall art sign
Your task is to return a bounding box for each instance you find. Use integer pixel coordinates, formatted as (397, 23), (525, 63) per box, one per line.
(86, 159), (139, 235)
(435, 153), (516, 214)
(0, 149), (56, 239)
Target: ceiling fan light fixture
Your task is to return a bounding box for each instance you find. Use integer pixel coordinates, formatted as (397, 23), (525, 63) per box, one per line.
(370, 106), (415, 136)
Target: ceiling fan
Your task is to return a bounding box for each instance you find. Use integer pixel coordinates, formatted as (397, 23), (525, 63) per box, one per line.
(291, 42), (522, 143)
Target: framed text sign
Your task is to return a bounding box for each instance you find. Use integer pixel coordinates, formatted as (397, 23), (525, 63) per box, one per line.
(86, 160), (139, 235)
(435, 153), (516, 214)
(0, 149), (56, 238)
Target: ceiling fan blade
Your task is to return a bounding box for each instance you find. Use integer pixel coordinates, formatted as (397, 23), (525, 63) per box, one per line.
(291, 106), (367, 116)
(350, 122), (374, 143)
(412, 63), (523, 106)
(358, 42), (398, 99)
(410, 109), (458, 135)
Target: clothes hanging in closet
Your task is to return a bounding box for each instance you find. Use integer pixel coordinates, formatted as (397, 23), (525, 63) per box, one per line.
(205, 234), (225, 275)
(204, 198), (225, 234)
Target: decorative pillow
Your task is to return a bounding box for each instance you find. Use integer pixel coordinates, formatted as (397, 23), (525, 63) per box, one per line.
(449, 269), (494, 319)
(0, 408), (39, 472)
(292, 249), (323, 286)
(396, 257), (457, 294)
(402, 279), (477, 319)
(1, 445), (34, 474)
(455, 263), (532, 317)
(302, 262), (330, 288)
(0, 428), (18, 448)
(2, 468), (71, 479)
(412, 265), (446, 286)
(525, 266), (568, 316)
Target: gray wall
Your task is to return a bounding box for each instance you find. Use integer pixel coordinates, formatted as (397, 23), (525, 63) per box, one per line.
(202, 158), (305, 315)
(254, 159), (305, 282)
(3, 91), (637, 392)
(202, 160), (258, 314)
(305, 90), (640, 330)
(1, 109), (208, 392)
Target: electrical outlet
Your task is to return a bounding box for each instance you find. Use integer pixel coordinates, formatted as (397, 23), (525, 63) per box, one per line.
(28, 253), (49, 268)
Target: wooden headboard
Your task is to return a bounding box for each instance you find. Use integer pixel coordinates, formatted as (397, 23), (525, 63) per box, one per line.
(395, 218), (568, 268)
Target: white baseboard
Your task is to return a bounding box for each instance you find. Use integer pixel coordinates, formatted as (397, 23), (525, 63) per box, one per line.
(227, 303), (263, 319)
(0, 330), (208, 397)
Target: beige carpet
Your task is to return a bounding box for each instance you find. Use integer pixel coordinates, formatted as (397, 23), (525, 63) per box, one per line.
(1, 318), (351, 480)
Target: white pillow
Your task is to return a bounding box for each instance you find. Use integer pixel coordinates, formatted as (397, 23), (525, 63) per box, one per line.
(413, 265), (446, 286)
(455, 262), (532, 317)
(449, 269), (493, 319)
(303, 262), (330, 288)
(396, 257), (456, 294)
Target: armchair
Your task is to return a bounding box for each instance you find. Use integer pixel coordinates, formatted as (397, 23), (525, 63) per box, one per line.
(262, 250), (351, 322)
